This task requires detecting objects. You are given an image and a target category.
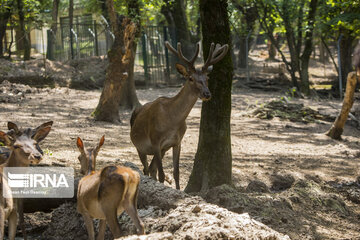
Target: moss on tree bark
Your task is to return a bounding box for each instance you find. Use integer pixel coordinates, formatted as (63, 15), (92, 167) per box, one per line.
(185, 0), (233, 193)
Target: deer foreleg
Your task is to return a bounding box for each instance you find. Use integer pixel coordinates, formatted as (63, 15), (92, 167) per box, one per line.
(137, 151), (149, 176)
(8, 209), (17, 240)
(18, 199), (27, 240)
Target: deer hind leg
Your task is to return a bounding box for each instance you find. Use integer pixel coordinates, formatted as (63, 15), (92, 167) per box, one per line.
(124, 187), (144, 235)
(82, 213), (95, 240)
(96, 219), (106, 240)
(7, 209), (17, 240)
(102, 204), (122, 238)
(149, 156), (157, 180)
(149, 150), (165, 181)
(172, 144), (181, 190)
(137, 151), (149, 176)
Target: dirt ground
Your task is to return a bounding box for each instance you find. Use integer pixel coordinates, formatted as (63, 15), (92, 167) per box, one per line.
(1, 54), (360, 239)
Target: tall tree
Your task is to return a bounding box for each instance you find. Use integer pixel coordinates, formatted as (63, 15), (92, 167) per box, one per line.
(230, 0), (258, 68)
(117, 0), (141, 110)
(161, 0), (193, 56)
(17, 0), (31, 60)
(0, 1), (13, 58)
(256, 0), (318, 95)
(185, 0), (233, 193)
(93, 0), (138, 122)
(319, 1), (360, 87)
(69, 0), (74, 59)
(47, 0), (60, 60)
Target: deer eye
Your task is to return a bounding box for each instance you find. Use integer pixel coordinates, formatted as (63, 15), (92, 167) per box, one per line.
(189, 76), (194, 81)
(13, 144), (21, 149)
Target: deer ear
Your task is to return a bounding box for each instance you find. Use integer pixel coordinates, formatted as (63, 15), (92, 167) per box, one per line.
(8, 122), (19, 134)
(0, 131), (12, 146)
(175, 63), (189, 77)
(98, 135), (105, 149)
(76, 137), (84, 151)
(32, 123), (52, 142)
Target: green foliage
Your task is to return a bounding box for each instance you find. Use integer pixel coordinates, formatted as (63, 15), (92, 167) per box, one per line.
(319, 0), (360, 37)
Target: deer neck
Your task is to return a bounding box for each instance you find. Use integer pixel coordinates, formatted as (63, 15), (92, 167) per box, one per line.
(169, 81), (198, 123)
(5, 151), (28, 167)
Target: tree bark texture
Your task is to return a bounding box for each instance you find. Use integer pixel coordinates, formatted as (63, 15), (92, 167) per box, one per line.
(0, 7), (12, 58)
(161, 0), (193, 57)
(299, 0), (317, 95)
(117, 0), (141, 110)
(17, 0), (31, 60)
(185, 0), (233, 193)
(94, 0), (138, 122)
(339, 34), (355, 87)
(47, 0), (60, 60)
(326, 72), (358, 140)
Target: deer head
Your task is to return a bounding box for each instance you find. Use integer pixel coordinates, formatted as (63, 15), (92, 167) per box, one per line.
(0, 121), (53, 166)
(165, 41), (229, 101)
(76, 136), (105, 175)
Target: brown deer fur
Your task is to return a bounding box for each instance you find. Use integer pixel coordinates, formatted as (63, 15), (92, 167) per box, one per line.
(76, 136), (144, 240)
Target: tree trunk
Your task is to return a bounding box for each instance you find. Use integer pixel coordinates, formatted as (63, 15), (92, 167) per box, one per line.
(268, 37), (277, 60)
(185, 0), (233, 193)
(339, 34), (355, 87)
(17, 0), (31, 60)
(299, 0), (317, 95)
(326, 72), (358, 140)
(117, 0), (141, 110)
(93, 0), (138, 123)
(69, 0), (74, 59)
(0, 8), (12, 58)
(237, 37), (247, 68)
(47, 0), (60, 60)
(161, 0), (193, 57)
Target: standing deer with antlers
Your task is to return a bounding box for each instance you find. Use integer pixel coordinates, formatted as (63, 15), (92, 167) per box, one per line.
(130, 41), (229, 189)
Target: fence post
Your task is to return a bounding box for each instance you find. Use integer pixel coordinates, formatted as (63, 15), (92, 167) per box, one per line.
(94, 20), (99, 56)
(337, 34), (343, 99)
(163, 26), (170, 81)
(246, 31), (252, 83)
(142, 33), (149, 87)
(46, 30), (53, 60)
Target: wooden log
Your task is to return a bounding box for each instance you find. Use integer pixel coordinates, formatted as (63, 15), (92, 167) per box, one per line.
(326, 71), (359, 140)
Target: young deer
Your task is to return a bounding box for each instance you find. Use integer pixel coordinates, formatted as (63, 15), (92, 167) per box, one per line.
(130, 41), (229, 189)
(0, 121), (53, 240)
(76, 136), (144, 240)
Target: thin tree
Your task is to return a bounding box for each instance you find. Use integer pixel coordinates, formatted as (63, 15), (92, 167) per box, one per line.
(69, 0), (74, 59)
(0, 1), (13, 58)
(93, 0), (138, 122)
(161, 0), (193, 56)
(185, 0), (233, 193)
(17, 0), (31, 60)
(47, 0), (60, 60)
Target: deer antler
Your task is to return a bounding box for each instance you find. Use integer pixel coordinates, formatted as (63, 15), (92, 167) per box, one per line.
(165, 41), (200, 71)
(202, 43), (229, 71)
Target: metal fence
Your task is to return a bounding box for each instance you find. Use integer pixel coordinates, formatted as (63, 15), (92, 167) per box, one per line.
(46, 21), (179, 86)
